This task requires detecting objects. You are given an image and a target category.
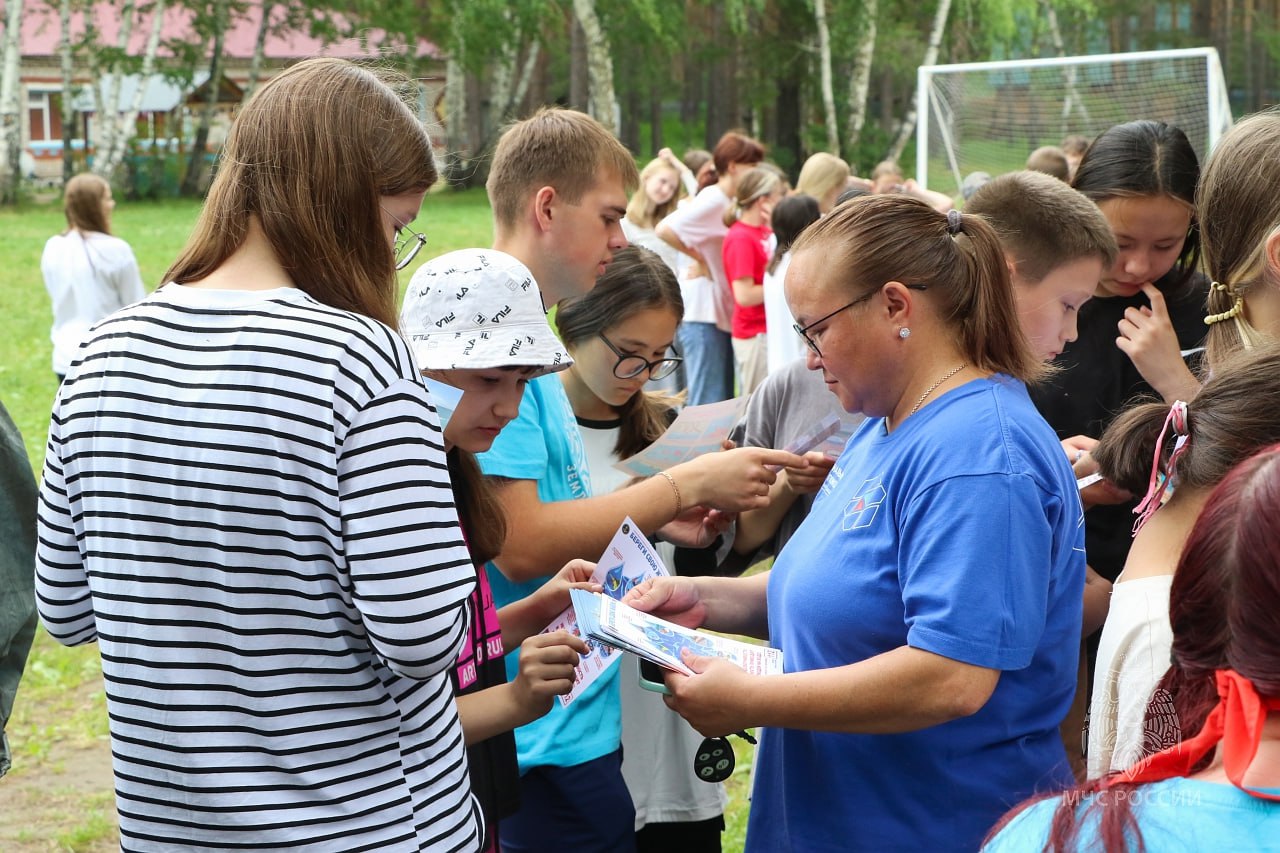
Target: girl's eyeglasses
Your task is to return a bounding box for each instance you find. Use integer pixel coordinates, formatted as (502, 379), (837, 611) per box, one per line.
(598, 333), (683, 380)
(382, 207), (428, 270)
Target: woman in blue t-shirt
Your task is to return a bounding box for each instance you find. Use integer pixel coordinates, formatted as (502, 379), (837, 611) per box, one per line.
(628, 195), (1085, 852)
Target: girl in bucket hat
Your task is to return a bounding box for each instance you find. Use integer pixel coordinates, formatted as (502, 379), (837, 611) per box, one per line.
(401, 247), (598, 853)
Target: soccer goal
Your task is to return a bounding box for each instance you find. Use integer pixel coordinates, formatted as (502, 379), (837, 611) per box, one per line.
(916, 47), (1232, 199)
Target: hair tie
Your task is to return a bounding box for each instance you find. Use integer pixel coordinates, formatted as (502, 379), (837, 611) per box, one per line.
(946, 209), (963, 236)
(1132, 400), (1190, 534)
(1205, 285), (1245, 326)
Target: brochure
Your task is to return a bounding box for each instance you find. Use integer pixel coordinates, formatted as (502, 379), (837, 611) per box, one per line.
(542, 517), (670, 706)
(423, 377), (464, 431)
(569, 588), (784, 678)
(613, 396), (749, 478)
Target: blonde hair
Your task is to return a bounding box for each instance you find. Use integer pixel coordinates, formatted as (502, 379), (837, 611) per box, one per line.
(796, 153), (850, 207)
(164, 59), (434, 330)
(793, 195), (1046, 383)
(63, 173), (112, 235)
(625, 158), (683, 230)
(487, 107), (639, 232)
(1198, 108), (1280, 366)
(723, 167), (781, 227)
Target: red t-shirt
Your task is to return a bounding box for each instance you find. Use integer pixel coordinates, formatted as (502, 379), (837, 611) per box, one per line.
(722, 220), (772, 339)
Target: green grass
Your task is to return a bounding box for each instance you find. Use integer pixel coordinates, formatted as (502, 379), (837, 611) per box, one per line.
(2, 187), (758, 851)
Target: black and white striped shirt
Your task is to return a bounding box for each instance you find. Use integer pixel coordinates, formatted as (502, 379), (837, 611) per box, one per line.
(36, 285), (483, 852)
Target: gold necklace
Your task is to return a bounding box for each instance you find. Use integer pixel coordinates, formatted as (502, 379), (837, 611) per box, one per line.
(909, 363), (967, 416)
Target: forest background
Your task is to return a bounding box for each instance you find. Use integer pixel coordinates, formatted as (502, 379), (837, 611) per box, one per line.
(0, 0), (1275, 205)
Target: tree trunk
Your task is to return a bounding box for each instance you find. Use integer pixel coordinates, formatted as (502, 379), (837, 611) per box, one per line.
(844, 0), (877, 159)
(243, 1), (275, 104)
(98, 0), (166, 181)
(442, 53), (469, 187)
(571, 0), (618, 134)
(59, 0), (77, 183)
(813, 0), (838, 153)
(886, 0), (952, 164)
(90, 0), (137, 181)
(569, 16), (588, 113)
(181, 0), (230, 197)
(0, 0), (22, 203)
(649, 90), (663, 154)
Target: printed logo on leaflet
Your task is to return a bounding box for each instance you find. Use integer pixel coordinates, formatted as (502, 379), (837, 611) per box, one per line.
(843, 478), (886, 531)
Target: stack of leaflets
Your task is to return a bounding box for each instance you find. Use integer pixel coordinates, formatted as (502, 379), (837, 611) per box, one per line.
(569, 588), (784, 678)
(541, 517), (672, 706)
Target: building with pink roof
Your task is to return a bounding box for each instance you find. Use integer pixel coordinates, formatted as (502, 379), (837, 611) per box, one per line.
(17, 2), (445, 182)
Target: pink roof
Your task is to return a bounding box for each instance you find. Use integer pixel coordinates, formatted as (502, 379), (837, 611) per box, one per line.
(21, 3), (438, 62)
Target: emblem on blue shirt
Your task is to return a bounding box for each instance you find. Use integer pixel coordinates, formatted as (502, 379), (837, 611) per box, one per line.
(842, 478), (886, 531)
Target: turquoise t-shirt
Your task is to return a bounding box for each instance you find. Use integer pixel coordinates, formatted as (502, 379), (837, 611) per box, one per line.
(984, 777), (1280, 851)
(476, 373), (621, 771)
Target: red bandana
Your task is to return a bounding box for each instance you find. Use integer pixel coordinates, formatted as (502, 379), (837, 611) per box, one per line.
(1105, 669), (1280, 801)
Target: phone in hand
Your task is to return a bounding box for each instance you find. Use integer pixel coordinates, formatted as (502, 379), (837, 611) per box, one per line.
(639, 660), (672, 695)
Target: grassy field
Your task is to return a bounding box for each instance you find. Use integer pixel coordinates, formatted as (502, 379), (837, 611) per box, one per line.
(0, 189), (757, 851)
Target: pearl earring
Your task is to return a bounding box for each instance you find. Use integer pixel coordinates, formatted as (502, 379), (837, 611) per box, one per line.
(899, 327), (911, 340)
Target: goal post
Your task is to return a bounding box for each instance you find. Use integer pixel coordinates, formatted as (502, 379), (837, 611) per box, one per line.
(916, 47), (1233, 200)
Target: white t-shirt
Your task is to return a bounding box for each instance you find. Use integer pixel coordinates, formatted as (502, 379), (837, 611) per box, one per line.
(764, 252), (805, 375)
(622, 219), (684, 278)
(1087, 574), (1175, 779)
(661, 185), (734, 330)
(41, 230), (147, 375)
(575, 415), (727, 829)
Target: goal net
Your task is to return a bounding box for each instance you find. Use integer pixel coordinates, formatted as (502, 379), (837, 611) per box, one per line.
(916, 47), (1232, 200)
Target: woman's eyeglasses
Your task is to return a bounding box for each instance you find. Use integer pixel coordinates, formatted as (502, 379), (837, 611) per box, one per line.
(598, 333), (683, 380)
(793, 284), (928, 357)
(382, 207), (428, 270)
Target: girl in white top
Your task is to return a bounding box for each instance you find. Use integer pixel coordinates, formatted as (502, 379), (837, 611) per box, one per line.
(763, 194), (821, 375)
(1086, 343), (1280, 778)
(41, 173), (146, 377)
(622, 156), (686, 276)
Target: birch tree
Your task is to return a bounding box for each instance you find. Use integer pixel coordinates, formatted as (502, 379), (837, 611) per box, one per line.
(844, 0), (877, 156)
(180, 0), (231, 196)
(242, 1), (275, 103)
(886, 0), (952, 163)
(571, 0), (618, 135)
(93, 0), (166, 180)
(0, 0), (24, 203)
(59, 0), (79, 183)
(813, 0), (838, 152)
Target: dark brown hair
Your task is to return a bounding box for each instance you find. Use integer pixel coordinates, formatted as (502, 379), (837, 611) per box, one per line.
(164, 58), (433, 329)
(791, 195), (1046, 382)
(767, 194), (821, 276)
(487, 107), (639, 232)
(556, 246), (684, 458)
(1071, 120), (1202, 294)
(447, 448), (507, 565)
(1094, 343), (1280, 494)
(709, 131), (765, 181)
(965, 170), (1117, 283)
(63, 173), (112, 235)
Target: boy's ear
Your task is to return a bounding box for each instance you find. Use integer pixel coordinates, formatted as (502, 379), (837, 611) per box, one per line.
(533, 185), (558, 233)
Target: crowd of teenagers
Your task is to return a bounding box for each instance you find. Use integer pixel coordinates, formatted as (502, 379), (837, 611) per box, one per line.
(11, 54), (1280, 852)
